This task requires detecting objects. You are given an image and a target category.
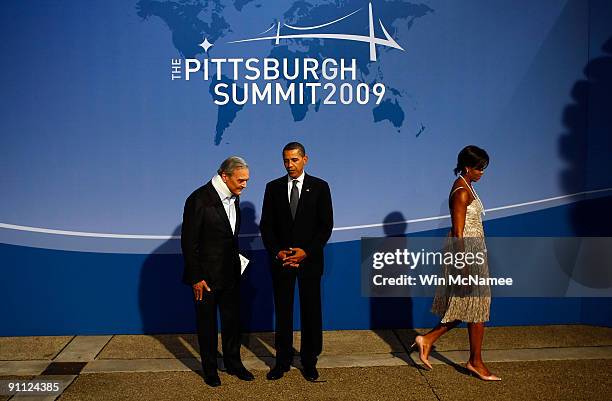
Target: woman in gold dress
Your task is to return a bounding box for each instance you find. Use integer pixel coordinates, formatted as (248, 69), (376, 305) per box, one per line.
(414, 145), (500, 381)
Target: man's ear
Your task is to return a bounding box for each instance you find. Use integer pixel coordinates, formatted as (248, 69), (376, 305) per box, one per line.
(220, 172), (228, 183)
(303, 155), (309, 165)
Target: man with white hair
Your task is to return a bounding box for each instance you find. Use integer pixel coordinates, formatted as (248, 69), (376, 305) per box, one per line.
(181, 156), (253, 387)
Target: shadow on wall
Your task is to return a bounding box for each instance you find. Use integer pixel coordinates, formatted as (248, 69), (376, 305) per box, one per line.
(557, 36), (612, 290)
(138, 224), (200, 368)
(559, 36), (612, 236)
(237, 201), (276, 365)
(369, 212), (416, 338)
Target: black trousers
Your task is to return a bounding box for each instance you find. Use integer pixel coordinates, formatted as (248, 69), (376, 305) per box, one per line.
(272, 269), (322, 368)
(194, 285), (242, 376)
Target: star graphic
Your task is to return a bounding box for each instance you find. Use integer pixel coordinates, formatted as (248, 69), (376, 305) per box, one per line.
(199, 38), (214, 53)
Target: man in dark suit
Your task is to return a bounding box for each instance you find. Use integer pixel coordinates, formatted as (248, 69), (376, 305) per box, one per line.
(260, 142), (333, 382)
(181, 156), (255, 387)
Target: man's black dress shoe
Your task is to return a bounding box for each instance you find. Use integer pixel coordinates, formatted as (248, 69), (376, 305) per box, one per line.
(266, 365), (290, 380)
(226, 367), (255, 381)
(203, 374), (221, 387)
(302, 366), (319, 382)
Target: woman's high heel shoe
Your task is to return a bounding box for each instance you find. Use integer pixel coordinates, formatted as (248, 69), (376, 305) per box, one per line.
(465, 361), (501, 381)
(411, 335), (433, 370)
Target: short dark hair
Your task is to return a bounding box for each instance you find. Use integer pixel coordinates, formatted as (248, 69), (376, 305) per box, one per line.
(454, 145), (489, 175)
(282, 142), (306, 156)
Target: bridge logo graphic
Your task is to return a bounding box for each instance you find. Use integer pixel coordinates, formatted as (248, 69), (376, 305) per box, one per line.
(199, 2), (404, 62)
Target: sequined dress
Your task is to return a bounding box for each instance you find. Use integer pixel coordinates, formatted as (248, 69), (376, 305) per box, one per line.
(431, 179), (491, 323)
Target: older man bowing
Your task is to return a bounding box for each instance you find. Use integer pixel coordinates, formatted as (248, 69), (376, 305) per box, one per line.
(181, 156), (254, 387)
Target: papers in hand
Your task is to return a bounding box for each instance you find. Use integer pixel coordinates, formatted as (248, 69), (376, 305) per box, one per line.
(239, 254), (250, 275)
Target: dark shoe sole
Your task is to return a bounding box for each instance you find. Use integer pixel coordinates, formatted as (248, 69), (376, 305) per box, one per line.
(204, 377), (221, 387)
(302, 367), (319, 382)
(266, 366), (290, 380)
(228, 372), (255, 381)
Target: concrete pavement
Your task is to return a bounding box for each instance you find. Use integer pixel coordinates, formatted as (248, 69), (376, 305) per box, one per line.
(1, 325), (611, 400)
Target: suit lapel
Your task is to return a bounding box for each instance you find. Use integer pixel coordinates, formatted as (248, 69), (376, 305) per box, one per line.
(206, 182), (234, 234)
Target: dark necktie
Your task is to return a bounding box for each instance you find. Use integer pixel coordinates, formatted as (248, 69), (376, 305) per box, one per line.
(290, 179), (299, 219)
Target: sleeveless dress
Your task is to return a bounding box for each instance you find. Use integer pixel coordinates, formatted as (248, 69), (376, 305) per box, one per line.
(431, 178), (491, 323)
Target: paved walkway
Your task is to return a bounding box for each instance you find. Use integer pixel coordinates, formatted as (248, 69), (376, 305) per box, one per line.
(1, 325), (611, 400)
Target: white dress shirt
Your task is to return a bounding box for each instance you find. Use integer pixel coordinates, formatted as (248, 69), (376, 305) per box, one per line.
(287, 171), (305, 203)
(211, 174), (237, 234)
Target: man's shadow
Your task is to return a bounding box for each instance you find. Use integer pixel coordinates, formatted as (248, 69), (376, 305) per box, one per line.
(238, 201), (276, 367)
(557, 36), (612, 288)
(138, 224), (201, 371)
(369, 212), (417, 355)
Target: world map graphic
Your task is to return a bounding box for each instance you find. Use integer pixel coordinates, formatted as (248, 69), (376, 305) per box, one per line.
(136, 0), (433, 144)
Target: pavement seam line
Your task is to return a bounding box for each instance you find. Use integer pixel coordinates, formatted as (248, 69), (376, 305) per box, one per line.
(54, 336), (113, 363)
(91, 335), (114, 361)
(55, 374), (79, 400)
(52, 336), (77, 361)
(4, 345), (612, 375)
(392, 329), (442, 401)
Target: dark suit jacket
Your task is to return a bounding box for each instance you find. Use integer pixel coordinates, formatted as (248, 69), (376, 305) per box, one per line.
(181, 181), (241, 289)
(260, 174), (333, 276)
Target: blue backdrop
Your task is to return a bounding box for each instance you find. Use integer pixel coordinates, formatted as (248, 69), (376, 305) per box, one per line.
(1, 0), (611, 335)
